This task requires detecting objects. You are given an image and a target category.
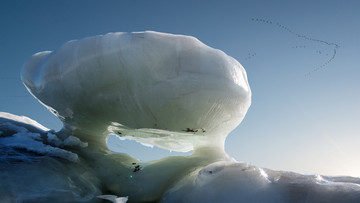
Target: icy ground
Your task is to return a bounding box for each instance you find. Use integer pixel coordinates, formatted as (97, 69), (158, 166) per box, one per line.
(1, 112), (360, 202)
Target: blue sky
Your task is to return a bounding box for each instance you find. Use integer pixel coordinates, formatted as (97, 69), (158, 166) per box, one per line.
(1, 0), (359, 176)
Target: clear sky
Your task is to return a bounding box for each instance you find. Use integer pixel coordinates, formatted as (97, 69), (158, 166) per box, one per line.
(1, 0), (359, 177)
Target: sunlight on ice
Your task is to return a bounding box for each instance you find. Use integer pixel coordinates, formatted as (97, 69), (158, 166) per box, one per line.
(21, 31), (251, 153)
(0, 31), (359, 202)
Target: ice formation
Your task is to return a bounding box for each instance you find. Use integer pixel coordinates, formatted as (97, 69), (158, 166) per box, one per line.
(1, 31), (360, 202)
(21, 31), (251, 152)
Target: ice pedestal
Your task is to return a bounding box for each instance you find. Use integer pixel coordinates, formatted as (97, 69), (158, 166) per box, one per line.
(19, 31), (252, 201)
(21, 31), (251, 153)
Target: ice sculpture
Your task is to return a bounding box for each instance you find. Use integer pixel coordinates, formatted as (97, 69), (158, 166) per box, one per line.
(15, 31), (251, 202)
(21, 31), (251, 153)
(1, 31), (359, 202)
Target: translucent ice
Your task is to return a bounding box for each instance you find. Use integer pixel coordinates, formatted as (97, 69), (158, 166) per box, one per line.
(10, 31), (360, 202)
(21, 31), (251, 152)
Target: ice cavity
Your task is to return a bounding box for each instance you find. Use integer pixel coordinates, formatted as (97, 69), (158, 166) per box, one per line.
(21, 31), (251, 152)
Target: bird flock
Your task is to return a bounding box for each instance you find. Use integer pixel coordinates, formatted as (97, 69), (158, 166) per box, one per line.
(251, 18), (339, 76)
(244, 52), (257, 61)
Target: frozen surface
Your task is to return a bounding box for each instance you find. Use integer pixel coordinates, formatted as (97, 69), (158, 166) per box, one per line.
(0, 113), (100, 202)
(0, 113), (87, 163)
(97, 195), (128, 203)
(162, 161), (360, 202)
(0, 112), (49, 131)
(21, 31), (251, 152)
(1, 116), (360, 202)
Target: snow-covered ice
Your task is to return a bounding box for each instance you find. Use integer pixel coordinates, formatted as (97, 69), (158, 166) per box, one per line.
(0, 113), (86, 163)
(97, 195), (128, 203)
(161, 161), (360, 202)
(1, 115), (360, 202)
(0, 112), (49, 131)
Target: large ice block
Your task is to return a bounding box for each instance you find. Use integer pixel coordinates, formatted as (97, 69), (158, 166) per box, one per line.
(21, 31), (251, 152)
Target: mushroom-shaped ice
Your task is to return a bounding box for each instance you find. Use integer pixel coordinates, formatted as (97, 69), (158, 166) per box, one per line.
(21, 31), (251, 152)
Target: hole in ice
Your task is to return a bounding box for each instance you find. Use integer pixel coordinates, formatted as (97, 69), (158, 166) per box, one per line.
(106, 134), (192, 161)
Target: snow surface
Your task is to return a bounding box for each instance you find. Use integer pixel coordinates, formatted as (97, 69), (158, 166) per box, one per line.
(0, 112), (49, 131)
(0, 112), (87, 163)
(161, 161), (360, 202)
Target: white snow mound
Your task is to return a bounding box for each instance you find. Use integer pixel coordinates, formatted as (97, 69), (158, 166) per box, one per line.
(0, 112), (49, 131)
